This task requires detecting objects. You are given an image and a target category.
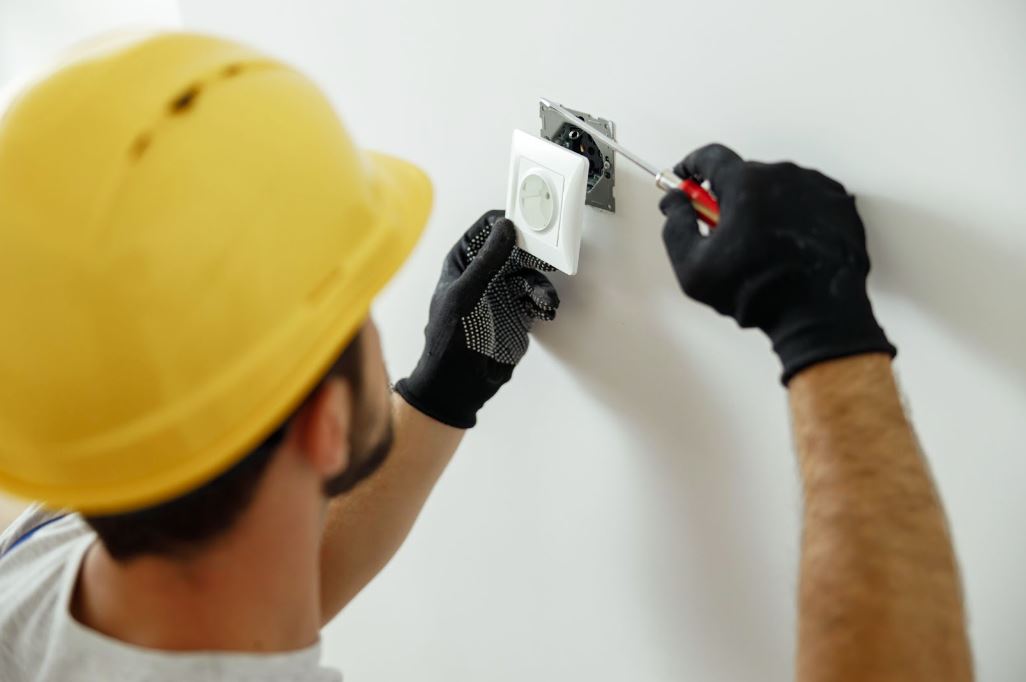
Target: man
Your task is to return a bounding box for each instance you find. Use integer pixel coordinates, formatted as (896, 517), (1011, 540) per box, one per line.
(0, 32), (971, 682)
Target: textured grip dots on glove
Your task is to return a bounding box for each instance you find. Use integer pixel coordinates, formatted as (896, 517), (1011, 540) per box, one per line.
(395, 210), (561, 429)
(460, 218), (558, 365)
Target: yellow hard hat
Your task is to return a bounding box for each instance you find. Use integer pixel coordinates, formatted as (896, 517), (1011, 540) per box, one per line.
(0, 32), (432, 514)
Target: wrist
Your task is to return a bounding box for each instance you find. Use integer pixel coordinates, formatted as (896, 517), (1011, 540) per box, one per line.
(770, 299), (896, 385)
(393, 375), (480, 429)
(787, 352), (897, 396)
(393, 390), (468, 436)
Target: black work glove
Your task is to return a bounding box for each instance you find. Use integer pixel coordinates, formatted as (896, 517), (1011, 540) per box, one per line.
(660, 143), (896, 385)
(395, 210), (560, 428)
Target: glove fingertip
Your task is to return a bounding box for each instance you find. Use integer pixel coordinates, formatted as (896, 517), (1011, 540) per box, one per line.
(659, 190), (692, 216)
(478, 209), (506, 231)
(510, 269), (560, 309)
(463, 209), (507, 247)
(531, 308), (557, 322)
(680, 143), (744, 196)
(527, 291), (560, 313)
(479, 219), (517, 266)
(452, 217), (517, 309)
(534, 279), (560, 309)
(662, 204), (703, 258)
(522, 299), (558, 322)
(661, 197), (699, 232)
(490, 216), (517, 240)
(673, 159), (693, 181)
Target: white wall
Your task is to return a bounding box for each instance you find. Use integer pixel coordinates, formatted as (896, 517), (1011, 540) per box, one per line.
(0, 0), (181, 112)
(181, 1), (1025, 680)
(7, 0), (1025, 679)
(0, 0), (180, 82)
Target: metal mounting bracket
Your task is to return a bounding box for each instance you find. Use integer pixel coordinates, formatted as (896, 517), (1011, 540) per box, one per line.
(539, 102), (616, 213)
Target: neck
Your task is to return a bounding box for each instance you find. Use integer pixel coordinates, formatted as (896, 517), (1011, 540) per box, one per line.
(74, 497), (323, 653)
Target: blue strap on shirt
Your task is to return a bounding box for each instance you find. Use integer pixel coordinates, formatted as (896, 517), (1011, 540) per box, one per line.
(1, 514), (67, 559)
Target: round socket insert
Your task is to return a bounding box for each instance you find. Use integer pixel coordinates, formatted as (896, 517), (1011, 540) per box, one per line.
(519, 172), (556, 231)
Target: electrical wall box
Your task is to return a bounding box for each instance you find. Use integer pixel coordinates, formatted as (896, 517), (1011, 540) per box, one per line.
(504, 129), (588, 275)
(539, 102), (616, 213)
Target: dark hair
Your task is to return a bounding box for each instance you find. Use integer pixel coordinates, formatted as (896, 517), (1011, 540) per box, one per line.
(85, 332), (364, 561)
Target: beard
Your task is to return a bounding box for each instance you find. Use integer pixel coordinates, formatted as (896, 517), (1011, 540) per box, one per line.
(322, 413), (395, 497)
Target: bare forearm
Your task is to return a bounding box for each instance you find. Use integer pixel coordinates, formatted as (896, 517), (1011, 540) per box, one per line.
(318, 394), (464, 621)
(790, 354), (972, 682)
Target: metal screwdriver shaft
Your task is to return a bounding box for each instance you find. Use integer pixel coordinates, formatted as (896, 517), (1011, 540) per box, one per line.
(539, 98), (720, 226)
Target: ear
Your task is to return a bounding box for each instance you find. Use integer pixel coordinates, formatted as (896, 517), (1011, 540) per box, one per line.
(289, 378), (351, 478)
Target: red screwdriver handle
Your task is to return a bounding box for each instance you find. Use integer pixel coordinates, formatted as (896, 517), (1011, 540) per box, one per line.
(678, 178), (720, 228)
(656, 170), (720, 228)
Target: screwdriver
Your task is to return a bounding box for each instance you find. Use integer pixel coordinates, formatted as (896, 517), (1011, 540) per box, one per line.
(539, 98), (720, 227)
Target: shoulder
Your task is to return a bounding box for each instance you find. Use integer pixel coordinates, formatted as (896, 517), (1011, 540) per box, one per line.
(0, 505), (91, 568)
(0, 506), (92, 602)
(1, 505), (75, 554)
(0, 507), (94, 667)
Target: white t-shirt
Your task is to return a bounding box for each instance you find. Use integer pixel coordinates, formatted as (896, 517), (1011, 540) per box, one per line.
(0, 505), (342, 681)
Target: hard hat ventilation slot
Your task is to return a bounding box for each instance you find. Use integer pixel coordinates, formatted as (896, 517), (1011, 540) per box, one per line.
(129, 65), (256, 161)
(130, 133), (153, 160)
(169, 85), (201, 115)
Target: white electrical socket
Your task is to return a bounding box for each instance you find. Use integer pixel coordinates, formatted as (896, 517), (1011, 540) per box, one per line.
(504, 129), (587, 275)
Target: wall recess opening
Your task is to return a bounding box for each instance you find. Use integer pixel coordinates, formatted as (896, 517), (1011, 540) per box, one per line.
(539, 103), (616, 212)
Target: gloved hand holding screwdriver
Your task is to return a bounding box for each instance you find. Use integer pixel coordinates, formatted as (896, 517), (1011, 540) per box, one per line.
(656, 144), (969, 681)
(659, 143), (896, 383)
